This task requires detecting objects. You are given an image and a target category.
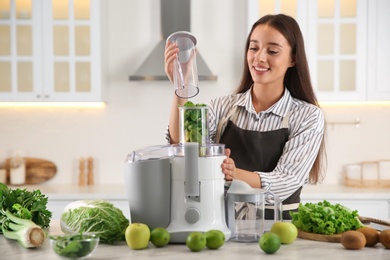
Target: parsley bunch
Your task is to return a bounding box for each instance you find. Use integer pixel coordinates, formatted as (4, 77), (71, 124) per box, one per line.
(0, 183), (52, 230)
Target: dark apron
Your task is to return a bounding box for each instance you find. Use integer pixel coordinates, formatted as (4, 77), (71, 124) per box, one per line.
(220, 109), (301, 220)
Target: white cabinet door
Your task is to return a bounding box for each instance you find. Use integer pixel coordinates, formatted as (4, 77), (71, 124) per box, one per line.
(0, 0), (44, 101)
(366, 0), (390, 100)
(301, 199), (389, 220)
(0, 0), (103, 102)
(306, 0), (368, 102)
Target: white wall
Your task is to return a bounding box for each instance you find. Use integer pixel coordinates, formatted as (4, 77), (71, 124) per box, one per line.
(0, 0), (389, 186)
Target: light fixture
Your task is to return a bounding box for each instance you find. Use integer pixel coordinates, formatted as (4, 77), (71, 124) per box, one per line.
(0, 102), (106, 108)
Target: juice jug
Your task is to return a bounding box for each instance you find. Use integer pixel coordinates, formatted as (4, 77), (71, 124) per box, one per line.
(226, 179), (282, 242)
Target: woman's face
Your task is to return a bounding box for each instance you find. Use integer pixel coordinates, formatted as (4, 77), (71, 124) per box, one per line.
(247, 24), (295, 88)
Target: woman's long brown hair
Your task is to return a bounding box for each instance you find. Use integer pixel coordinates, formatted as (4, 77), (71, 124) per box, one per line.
(236, 14), (326, 184)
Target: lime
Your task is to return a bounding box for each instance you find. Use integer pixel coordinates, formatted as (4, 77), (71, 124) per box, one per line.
(259, 232), (281, 254)
(150, 227), (170, 247)
(186, 232), (206, 252)
(205, 230), (225, 249)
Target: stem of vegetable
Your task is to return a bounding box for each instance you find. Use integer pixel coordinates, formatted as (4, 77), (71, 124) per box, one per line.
(1, 209), (45, 248)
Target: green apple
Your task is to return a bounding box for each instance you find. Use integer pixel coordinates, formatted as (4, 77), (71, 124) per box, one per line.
(270, 221), (298, 244)
(125, 223), (150, 249)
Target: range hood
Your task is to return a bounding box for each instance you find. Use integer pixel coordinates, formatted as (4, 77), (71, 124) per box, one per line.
(129, 0), (217, 81)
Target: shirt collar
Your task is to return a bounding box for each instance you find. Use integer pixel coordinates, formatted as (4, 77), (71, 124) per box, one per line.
(234, 86), (292, 118)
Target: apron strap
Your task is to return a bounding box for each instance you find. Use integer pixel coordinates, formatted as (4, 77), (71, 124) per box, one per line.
(264, 203), (299, 211)
(216, 106), (239, 143)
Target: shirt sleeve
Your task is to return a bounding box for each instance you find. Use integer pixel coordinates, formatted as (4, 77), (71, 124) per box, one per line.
(258, 105), (325, 203)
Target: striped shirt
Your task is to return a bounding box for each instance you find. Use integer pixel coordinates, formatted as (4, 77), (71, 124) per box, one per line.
(208, 87), (325, 202)
(165, 87), (324, 202)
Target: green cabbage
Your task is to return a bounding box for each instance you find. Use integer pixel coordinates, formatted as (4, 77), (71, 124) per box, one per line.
(60, 200), (129, 244)
(290, 200), (363, 235)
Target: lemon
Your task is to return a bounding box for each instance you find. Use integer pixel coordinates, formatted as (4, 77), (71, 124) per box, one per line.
(150, 227), (170, 247)
(270, 221), (298, 244)
(205, 230), (225, 249)
(186, 232), (206, 252)
(259, 232), (281, 254)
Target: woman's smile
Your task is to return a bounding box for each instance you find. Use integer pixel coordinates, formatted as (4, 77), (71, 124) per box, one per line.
(253, 66), (270, 74)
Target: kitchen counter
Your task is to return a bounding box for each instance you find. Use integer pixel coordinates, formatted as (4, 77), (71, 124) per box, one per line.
(1, 220), (388, 260)
(9, 183), (390, 220)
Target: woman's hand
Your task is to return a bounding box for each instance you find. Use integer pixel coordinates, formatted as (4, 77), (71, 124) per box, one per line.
(222, 148), (236, 181)
(164, 41), (179, 83)
(221, 148), (262, 188)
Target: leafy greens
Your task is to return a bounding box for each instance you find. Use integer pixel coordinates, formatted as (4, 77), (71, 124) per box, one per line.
(182, 101), (208, 143)
(0, 183), (51, 248)
(60, 200), (129, 244)
(290, 200), (363, 235)
(50, 233), (99, 258)
(0, 183), (52, 229)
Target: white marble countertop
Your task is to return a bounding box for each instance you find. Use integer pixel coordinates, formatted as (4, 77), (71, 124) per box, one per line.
(0, 220), (388, 260)
(10, 183), (390, 200)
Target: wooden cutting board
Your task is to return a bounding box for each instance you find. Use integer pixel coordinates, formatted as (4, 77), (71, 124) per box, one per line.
(4, 157), (57, 185)
(298, 229), (341, 243)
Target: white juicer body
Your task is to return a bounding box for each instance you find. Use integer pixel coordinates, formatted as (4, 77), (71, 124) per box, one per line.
(166, 143), (231, 243)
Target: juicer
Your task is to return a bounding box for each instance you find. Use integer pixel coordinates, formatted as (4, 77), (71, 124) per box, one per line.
(124, 106), (231, 243)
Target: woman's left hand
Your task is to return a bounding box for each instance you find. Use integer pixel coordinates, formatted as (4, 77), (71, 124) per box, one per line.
(221, 148), (236, 181)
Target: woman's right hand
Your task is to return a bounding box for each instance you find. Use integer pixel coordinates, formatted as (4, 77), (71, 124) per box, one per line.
(164, 41), (179, 83)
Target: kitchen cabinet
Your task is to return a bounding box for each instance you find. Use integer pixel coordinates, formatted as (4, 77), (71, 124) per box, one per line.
(17, 184), (389, 223)
(0, 0), (104, 102)
(247, 0), (390, 101)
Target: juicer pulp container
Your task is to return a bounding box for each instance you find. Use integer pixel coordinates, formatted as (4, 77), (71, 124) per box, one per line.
(124, 145), (173, 229)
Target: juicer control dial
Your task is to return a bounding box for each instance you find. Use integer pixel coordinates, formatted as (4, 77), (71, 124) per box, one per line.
(184, 207), (200, 224)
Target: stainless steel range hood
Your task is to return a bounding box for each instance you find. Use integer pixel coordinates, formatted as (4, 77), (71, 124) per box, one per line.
(129, 0), (217, 81)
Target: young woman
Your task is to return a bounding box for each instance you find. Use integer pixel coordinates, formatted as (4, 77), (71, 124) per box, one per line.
(164, 14), (326, 219)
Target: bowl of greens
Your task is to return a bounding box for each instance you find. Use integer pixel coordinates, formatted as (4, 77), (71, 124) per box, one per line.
(49, 233), (99, 259)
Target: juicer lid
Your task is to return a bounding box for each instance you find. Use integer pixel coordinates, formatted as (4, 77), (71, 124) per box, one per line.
(125, 143), (226, 163)
(125, 145), (174, 163)
(227, 179), (268, 195)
